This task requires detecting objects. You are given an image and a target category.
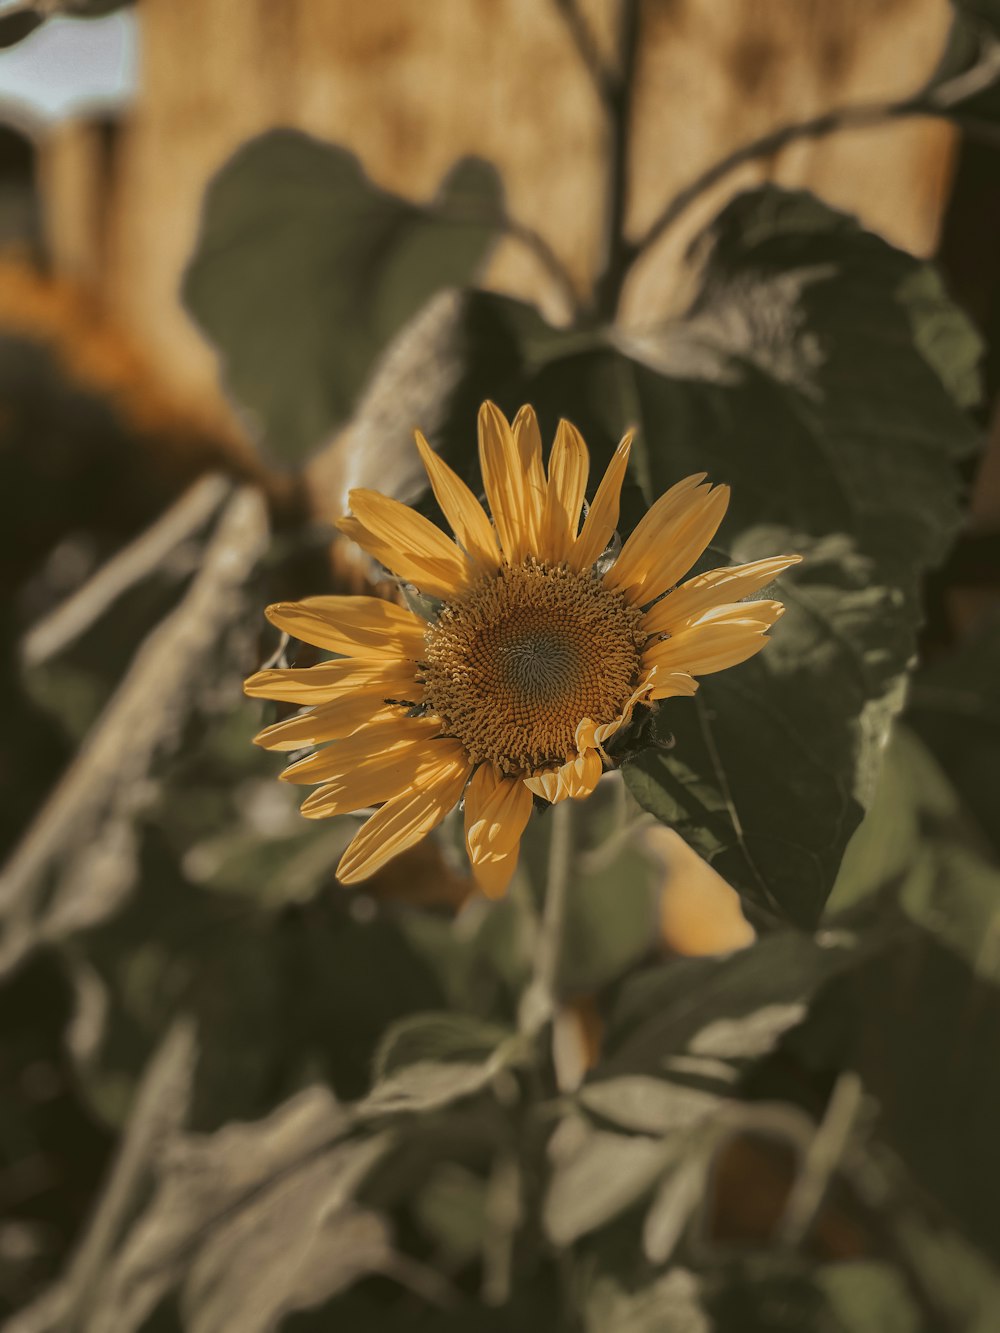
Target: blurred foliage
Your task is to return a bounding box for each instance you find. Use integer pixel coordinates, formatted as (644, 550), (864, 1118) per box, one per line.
(3, 0), (1000, 1328)
(184, 134), (505, 464)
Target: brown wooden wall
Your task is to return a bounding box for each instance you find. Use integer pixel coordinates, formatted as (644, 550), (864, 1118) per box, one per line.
(38, 0), (956, 429)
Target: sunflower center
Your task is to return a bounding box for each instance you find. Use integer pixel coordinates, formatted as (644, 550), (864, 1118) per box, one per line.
(421, 560), (645, 776)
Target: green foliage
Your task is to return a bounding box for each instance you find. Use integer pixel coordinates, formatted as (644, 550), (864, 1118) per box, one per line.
(7, 9), (1000, 1327)
(184, 133), (505, 463)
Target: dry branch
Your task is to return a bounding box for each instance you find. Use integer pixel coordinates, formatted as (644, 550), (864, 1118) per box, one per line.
(0, 485), (269, 975)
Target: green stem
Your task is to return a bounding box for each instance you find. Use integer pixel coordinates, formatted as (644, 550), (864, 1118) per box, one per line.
(519, 798), (574, 1036)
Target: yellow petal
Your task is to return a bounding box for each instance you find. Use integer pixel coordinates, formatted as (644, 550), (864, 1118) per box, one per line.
(265, 595), (427, 659)
(301, 737), (467, 819)
(464, 763), (533, 899)
(568, 433), (632, 572)
(574, 673), (658, 752)
(647, 670), (700, 701)
(478, 401), (536, 564)
(414, 430), (500, 574)
(524, 749), (604, 804)
(541, 419), (590, 563)
(344, 488), (471, 592)
(253, 691), (419, 751)
(244, 659), (420, 705)
(604, 477), (727, 603)
(642, 554), (802, 636)
(336, 750), (472, 883)
(279, 713), (442, 785)
(512, 404), (547, 555)
(337, 515), (470, 601)
(643, 602), (784, 677)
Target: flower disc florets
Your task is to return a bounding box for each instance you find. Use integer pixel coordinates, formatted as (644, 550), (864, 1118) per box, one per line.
(421, 558), (645, 775)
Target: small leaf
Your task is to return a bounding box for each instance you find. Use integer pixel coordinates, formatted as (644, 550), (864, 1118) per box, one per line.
(578, 1076), (721, 1135)
(373, 1011), (513, 1081)
(601, 930), (857, 1079)
(543, 1123), (670, 1246)
(643, 1156), (713, 1265)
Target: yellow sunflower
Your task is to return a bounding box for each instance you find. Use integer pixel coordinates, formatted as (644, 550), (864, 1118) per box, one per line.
(245, 402), (799, 897)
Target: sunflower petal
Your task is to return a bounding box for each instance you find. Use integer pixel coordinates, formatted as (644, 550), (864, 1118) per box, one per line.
(541, 419), (590, 563)
(301, 737), (467, 819)
(604, 477), (727, 603)
(568, 433), (632, 572)
(264, 595), (427, 659)
(478, 401), (538, 564)
(414, 430), (500, 574)
(279, 713), (442, 785)
(512, 404), (547, 556)
(523, 748), (604, 804)
(343, 489), (472, 593)
(574, 673), (658, 751)
(244, 659), (421, 705)
(647, 670), (700, 701)
(643, 602), (784, 677)
(253, 692), (418, 751)
(336, 751), (472, 883)
(464, 762), (533, 898)
(337, 514), (471, 600)
(642, 554), (802, 635)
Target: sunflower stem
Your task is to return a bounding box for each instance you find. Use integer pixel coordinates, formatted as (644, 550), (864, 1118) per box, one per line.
(519, 798), (574, 1037)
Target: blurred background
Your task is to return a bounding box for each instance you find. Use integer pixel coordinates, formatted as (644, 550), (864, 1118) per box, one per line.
(2, 1), (1000, 1325)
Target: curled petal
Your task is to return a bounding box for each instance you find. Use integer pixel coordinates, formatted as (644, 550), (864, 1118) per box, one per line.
(524, 748), (604, 804)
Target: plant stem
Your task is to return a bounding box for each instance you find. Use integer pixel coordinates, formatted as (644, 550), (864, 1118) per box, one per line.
(593, 0), (641, 320)
(519, 798), (574, 1036)
(623, 42), (1000, 288)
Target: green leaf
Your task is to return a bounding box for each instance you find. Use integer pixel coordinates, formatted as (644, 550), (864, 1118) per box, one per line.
(577, 1077), (721, 1136)
(509, 185), (980, 926)
(183, 132), (504, 463)
(543, 1121), (671, 1246)
(373, 1012), (514, 1081)
(601, 930), (858, 1079)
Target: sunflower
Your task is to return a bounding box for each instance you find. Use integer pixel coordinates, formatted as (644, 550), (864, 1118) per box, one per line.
(245, 402), (799, 897)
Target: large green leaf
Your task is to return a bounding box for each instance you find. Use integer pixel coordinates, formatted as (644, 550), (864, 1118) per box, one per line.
(496, 187), (980, 926)
(183, 132), (504, 462)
